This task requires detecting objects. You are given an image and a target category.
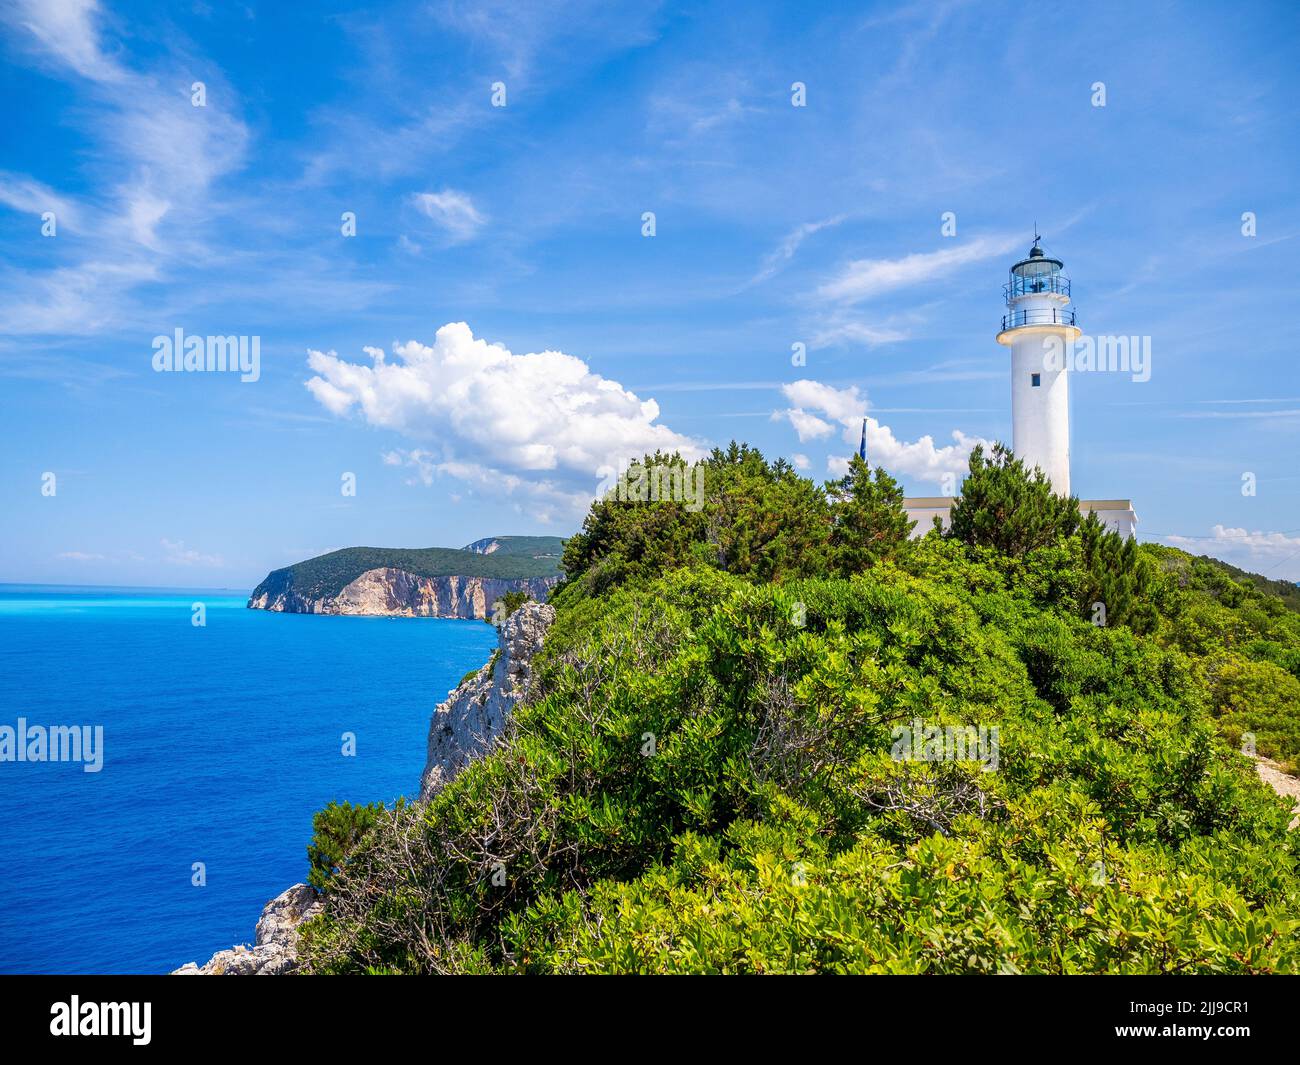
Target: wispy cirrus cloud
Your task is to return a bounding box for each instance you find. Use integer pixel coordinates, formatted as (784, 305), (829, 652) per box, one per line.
(412, 189), (487, 243)
(808, 316), (910, 348)
(7, 0), (129, 83)
(817, 234), (1020, 304)
(0, 173), (87, 232)
(0, 0), (250, 335)
(381, 450), (591, 525)
(161, 538), (224, 567)
(646, 70), (765, 146)
(750, 214), (848, 286)
(1176, 408), (1300, 420)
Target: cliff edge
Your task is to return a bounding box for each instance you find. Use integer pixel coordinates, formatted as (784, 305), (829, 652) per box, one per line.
(249, 568), (556, 619)
(172, 883), (321, 975)
(419, 600), (556, 799)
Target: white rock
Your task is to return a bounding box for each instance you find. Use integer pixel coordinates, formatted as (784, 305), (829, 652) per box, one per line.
(170, 882), (322, 975)
(419, 601), (556, 800)
(249, 567), (557, 619)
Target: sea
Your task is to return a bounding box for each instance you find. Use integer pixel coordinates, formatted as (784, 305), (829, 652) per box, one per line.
(0, 584), (497, 974)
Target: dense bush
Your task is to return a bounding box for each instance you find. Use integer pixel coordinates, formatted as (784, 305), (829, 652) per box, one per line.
(560, 442), (920, 593)
(1208, 656), (1300, 773)
(560, 444), (832, 591)
(826, 454), (914, 573)
(1077, 512), (1158, 634)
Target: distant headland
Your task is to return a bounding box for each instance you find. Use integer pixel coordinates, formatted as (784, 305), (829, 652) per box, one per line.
(247, 536), (565, 620)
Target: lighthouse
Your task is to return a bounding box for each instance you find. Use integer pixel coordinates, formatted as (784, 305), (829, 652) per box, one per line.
(995, 238), (1078, 495)
(899, 237), (1137, 539)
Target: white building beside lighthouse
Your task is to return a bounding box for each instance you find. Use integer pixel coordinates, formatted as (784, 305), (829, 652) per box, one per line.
(901, 239), (1137, 538)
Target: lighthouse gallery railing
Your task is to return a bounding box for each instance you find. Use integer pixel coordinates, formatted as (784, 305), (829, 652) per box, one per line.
(1000, 307), (1077, 330)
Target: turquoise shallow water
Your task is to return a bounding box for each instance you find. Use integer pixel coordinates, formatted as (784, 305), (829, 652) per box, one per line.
(0, 585), (497, 974)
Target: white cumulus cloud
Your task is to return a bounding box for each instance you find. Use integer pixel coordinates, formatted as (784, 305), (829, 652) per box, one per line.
(307, 322), (703, 514)
(775, 378), (987, 488)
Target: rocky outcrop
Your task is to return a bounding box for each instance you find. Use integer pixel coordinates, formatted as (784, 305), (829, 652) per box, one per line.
(1255, 757), (1300, 830)
(172, 883), (321, 976)
(419, 601), (556, 800)
(248, 568), (557, 620)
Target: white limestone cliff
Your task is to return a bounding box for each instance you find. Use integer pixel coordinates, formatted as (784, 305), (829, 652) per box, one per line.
(248, 568), (556, 619)
(419, 601), (556, 800)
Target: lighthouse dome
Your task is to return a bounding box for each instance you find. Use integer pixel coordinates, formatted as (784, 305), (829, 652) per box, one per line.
(1010, 246), (1064, 279)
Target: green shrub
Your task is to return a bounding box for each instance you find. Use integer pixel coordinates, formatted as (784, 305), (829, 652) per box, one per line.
(1077, 512), (1158, 634)
(492, 591), (532, 622)
(560, 442), (914, 593)
(306, 800), (387, 893)
(1209, 655), (1300, 772)
(826, 454), (914, 574)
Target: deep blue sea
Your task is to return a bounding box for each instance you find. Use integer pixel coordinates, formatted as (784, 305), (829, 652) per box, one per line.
(0, 585), (497, 974)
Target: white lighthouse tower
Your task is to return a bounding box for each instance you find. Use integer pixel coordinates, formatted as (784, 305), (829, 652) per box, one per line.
(995, 237), (1079, 495)
(899, 236), (1137, 539)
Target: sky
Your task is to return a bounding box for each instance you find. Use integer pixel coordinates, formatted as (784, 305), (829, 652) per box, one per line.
(1, 0), (1298, 589)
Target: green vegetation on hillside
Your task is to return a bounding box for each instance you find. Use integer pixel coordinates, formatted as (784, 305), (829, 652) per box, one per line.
(300, 443), (1300, 974)
(1169, 549), (1300, 615)
(250, 540), (564, 602)
(463, 535), (566, 559)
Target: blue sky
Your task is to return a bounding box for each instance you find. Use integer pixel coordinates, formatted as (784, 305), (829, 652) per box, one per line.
(1, 0), (1298, 589)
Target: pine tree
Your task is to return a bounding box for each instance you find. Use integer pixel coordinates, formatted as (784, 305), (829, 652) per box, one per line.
(948, 442), (1080, 556)
(1078, 510), (1157, 633)
(827, 454), (914, 574)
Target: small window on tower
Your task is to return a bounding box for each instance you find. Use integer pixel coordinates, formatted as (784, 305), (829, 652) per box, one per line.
(1031, 373), (1041, 387)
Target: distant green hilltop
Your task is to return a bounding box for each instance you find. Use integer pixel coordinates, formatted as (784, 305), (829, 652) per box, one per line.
(1199, 555), (1300, 613)
(251, 536), (565, 602)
